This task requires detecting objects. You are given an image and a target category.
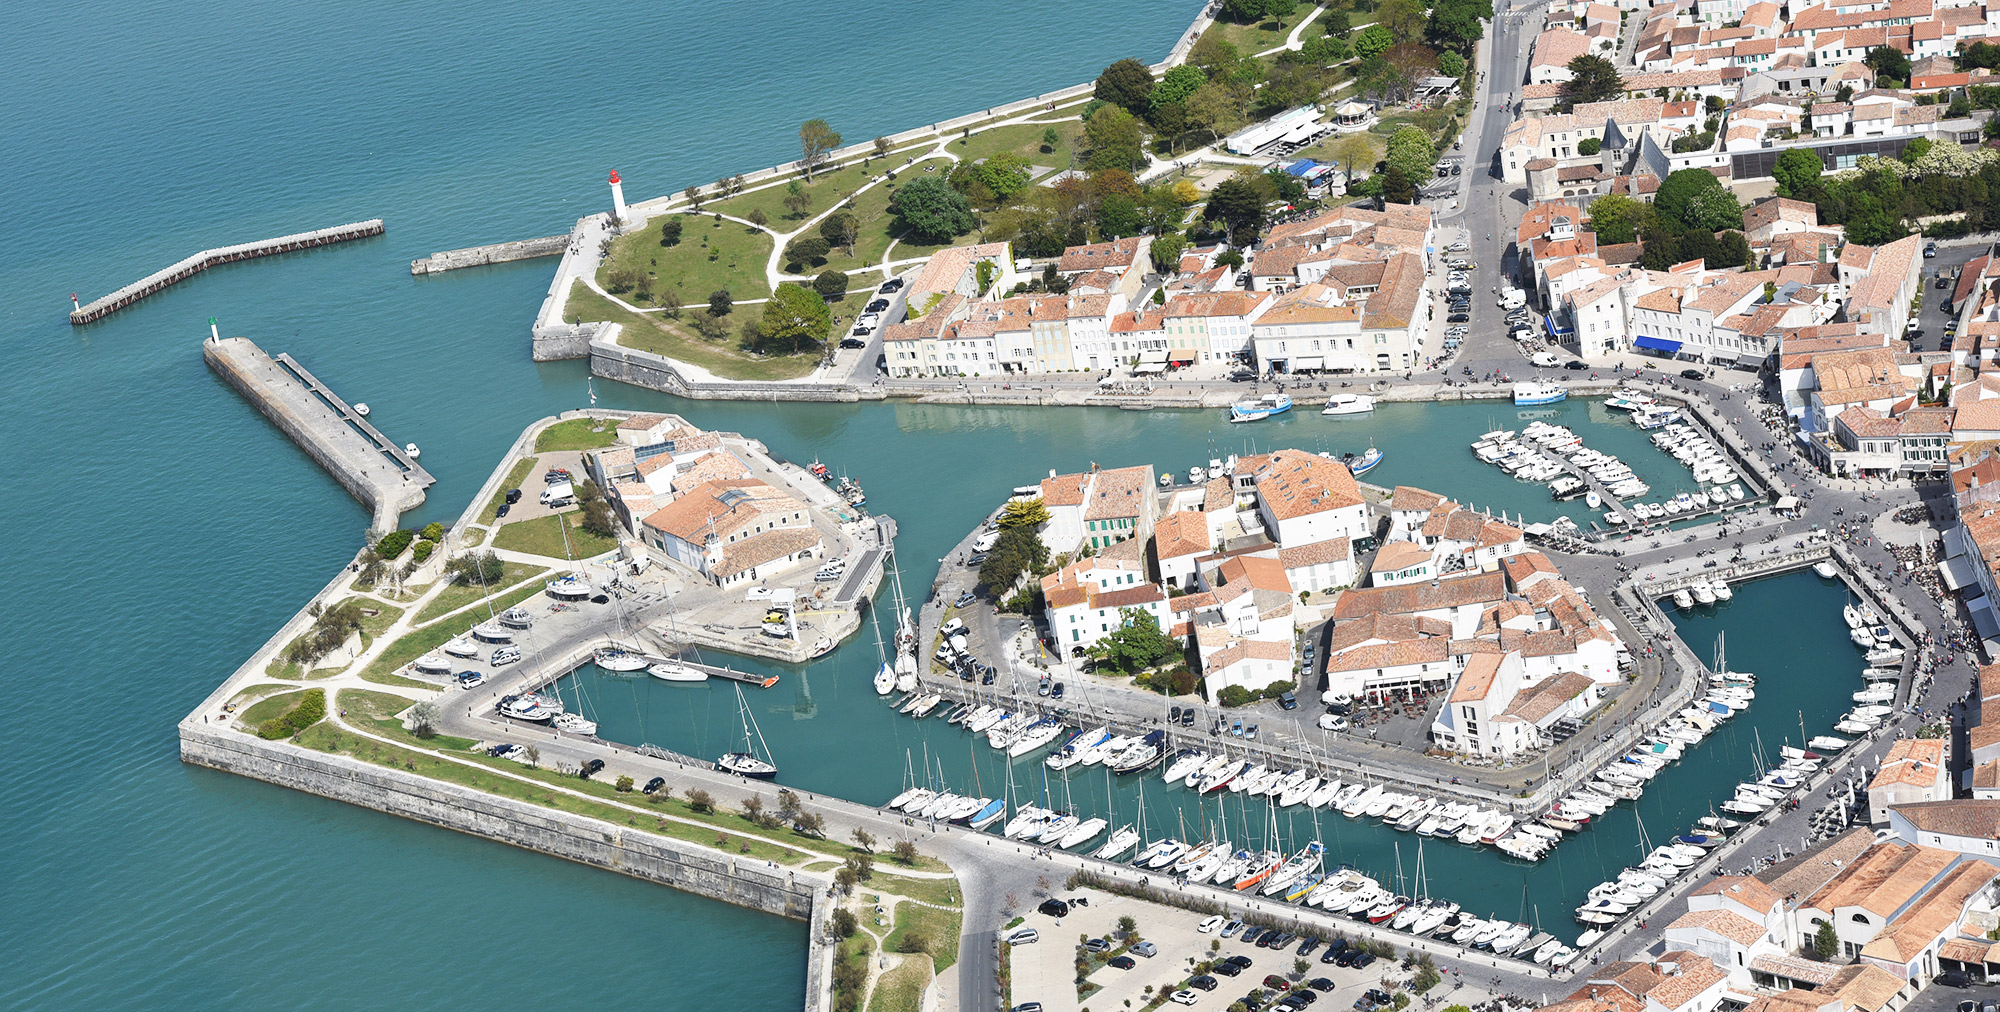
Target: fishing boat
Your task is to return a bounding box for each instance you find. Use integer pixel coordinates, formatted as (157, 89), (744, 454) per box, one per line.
(1814, 561), (1838, 579)
(551, 711), (598, 736)
(1808, 735), (1853, 751)
(1672, 588), (1694, 610)
(496, 606), (532, 629)
(1230, 393), (1293, 423)
(1322, 393), (1376, 415)
(1343, 446), (1383, 475)
(716, 684), (779, 778)
(1513, 381), (1567, 406)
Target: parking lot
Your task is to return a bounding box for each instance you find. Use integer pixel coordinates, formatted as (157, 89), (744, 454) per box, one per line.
(1005, 889), (1504, 1012)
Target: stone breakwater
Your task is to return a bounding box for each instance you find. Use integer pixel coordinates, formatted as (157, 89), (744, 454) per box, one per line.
(178, 724), (837, 1010)
(410, 234), (567, 275)
(70, 219), (384, 324)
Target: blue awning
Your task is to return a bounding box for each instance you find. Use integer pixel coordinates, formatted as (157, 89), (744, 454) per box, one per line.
(1634, 335), (1682, 353)
(1543, 315), (1572, 336)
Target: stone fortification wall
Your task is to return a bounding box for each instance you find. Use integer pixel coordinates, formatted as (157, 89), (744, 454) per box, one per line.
(586, 333), (876, 402)
(411, 235), (567, 275)
(178, 724), (833, 1009)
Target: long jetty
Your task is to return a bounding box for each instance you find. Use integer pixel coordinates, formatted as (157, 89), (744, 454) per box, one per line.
(70, 219), (384, 325)
(203, 335), (433, 529)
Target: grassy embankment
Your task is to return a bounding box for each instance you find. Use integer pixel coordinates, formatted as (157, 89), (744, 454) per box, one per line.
(491, 511), (617, 560)
(563, 282), (819, 382)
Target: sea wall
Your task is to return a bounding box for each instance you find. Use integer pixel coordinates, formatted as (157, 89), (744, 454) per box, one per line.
(587, 333), (877, 402)
(178, 724), (834, 1007)
(411, 235), (567, 275)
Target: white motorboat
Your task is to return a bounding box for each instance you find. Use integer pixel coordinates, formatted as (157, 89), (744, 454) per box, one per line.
(1711, 579), (1733, 601)
(1322, 393), (1376, 415)
(1692, 583), (1716, 605)
(1673, 588), (1694, 610)
(499, 692), (563, 722)
(1809, 735), (1853, 751)
(444, 636), (480, 658)
(1850, 626), (1876, 647)
(551, 712), (597, 736)
(413, 654), (454, 676)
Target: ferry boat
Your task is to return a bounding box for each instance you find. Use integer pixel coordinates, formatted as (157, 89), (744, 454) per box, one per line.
(1344, 447), (1382, 475)
(1321, 393), (1375, 416)
(1513, 381), (1567, 406)
(1230, 393), (1292, 423)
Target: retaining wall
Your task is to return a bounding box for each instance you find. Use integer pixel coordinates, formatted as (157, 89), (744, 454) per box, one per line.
(412, 234), (567, 275)
(587, 333), (875, 402)
(178, 724), (834, 1007)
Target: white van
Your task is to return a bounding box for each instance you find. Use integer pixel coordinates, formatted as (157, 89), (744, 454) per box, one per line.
(1530, 351), (1561, 367)
(973, 531), (1001, 553)
(1499, 289), (1527, 310)
(539, 480), (575, 507)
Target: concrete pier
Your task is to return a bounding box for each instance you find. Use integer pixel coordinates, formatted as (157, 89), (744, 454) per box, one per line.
(70, 219), (383, 325)
(410, 234), (566, 275)
(203, 335), (433, 530)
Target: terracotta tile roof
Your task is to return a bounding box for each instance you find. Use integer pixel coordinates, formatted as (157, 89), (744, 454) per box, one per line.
(1860, 860), (2000, 962)
(713, 527), (821, 578)
(1804, 841), (1956, 917)
(1279, 537), (1351, 569)
(1203, 476), (1235, 513)
(1058, 237), (1144, 274)
(1083, 465), (1153, 521)
(1153, 511), (1212, 562)
(1749, 953), (1839, 986)
(1825, 964), (1909, 1012)
(1331, 572), (1507, 621)
(1325, 636), (1450, 673)
(1692, 875), (1783, 913)
(616, 412), (671, 431)
(1644, 957), (1726, 1010)
(1870, 737), (1947, 789)
(1665, 907), (1768, 946)
(1891, 799), (2000, 839)
(1503, 670), (1593, 722)
(1974, 760), (2000, 792)
(1250, 448), (1364, 520)
(1371, 541), (1433, 574)
(1757, 828), (1875, 903)
(641, 479), (804, 543)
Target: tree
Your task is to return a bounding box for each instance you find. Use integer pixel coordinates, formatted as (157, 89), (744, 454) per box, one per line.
(783, 179), (812, 219)
(784, 235), (831, 269)
(574, 479), (616, 538)
(747, 207), (769, 228)
(1864, 45), (1910, 85)
(1098, 194), (1141, 237)
(1042, 126), (1061, 153)
(1091, 609), (1179, 676)
(978, 526), (1049, 593)
(1150, 233), (1189, 273)
(1578, 137), (1601, 156)
(1354, 24), (1395, 58)
(830, 908), (859, 938)
(833, 866), (858, 894)
(897, 930), (934, 955)
(998, 497), (1053, 528)
(1084, 104), (1146, 172)
(689, 311), (731, 341)
(891, 840), (919, 865)
(850, 828), (876, 852)
(1586, 193), (1658, 245)
(1330, 134), (1374, 184)
(973, 152), (1034, 201)
(658, 216), (683, 246)
(890, 176), (976, 241)
(799, 118), (842, 182)
(1205, 177), (1265, 232)
(1427, 0), (1491, 50)
(444, 551), (503, 587)
(1558, 55), (1624, 109)
(1656, 168), (1736, 231)
(708, 289), (733, 316)
(1814, 920), (1839, 961)
(1901, 136), (1933, 164)
(1222, 0), (1267, 24)
(819, 210), (859, 253)
(1094, 58), (1156, 115)
(1151, 65), (1207, 121)
(1385, 126), (1437, 188)
(1684, 185), (1745, 231)
(684, 184), (703, 211)
(814, 269), (849, 301)
(740, 794), (766, 823)
(1378, 0), (1428, 41)
(407, 700), (441, 738)
(762, 283), (832, 354)
(1215, 250), (1244, 270)
(1437, 50), (1466, 77)
(794, 812), (826, 837)
(614, 774), (634, 793)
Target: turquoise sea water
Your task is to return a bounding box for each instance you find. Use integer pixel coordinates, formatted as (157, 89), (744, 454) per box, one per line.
(0, 0), (1834, 1001)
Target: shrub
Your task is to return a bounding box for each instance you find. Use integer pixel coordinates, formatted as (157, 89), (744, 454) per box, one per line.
(445, 551), (504, 587)
(659, 217), (684, 246)
(410, 540), (434, 564)
(407, 700), (441, 738)
(686, 789), (715, 813)
(256, 689), (327, 739)
(892, 840), (919, 865)
(1216, 685), (1253, 707)
(898, 930), (934, 954)
(419, 522), (444, 542)
(830, 907), (859, 938)
(614, 775), (634, 793)
(375, 530), (415, 559)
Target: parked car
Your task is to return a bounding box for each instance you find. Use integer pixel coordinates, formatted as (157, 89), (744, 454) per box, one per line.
(840, 337), (866, 349)
(879, 278), (904, 293)
(1189, 975), (1219, 991)
(1038, 898), (1069, 917)
(1131, 941), (1157, 957)
(1308, 978), (1337, 992)
(1278, 691), (1298, 710)
(1012, 1005), (1044, 1012)
(1198, 915), (1226, 934)
(1939, 970), (1972, 988)
(1563, 360), (1587, 370)
(1240, 926), (1266, 944)
(1214, 961), (1244, 977)
(457, 670), (485, 687)
(1007, 928), (1040, 946)
(1108, 955), (1136, 970)
(642, 776), (666, 794)
(504, 487), (522, 504)
(495, 503), (511, 518)
(1084, 938), (1112, 954)
(1530, 351), (1560, 367)
(1221, 919), (1245, 938)
(578, 758), (605, 779)
(866, 299), (891, 312)
(1171, 991), (1201, 1006)
(1318, 714), (1349, 731)
(488, 743), (522, 758)
(954, 591), (976, 607)
(1263, 975), (1293, 991)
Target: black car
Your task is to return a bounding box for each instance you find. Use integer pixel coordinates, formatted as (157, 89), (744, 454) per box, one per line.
(1908, 330), (1925, 343)
(840, 337), (866, 349)
(1308, 978), (1336, 992)
(1940, 970), (1973, 988)
(1226, 955), (1254, 968)
(879, 278), (904, 293)
(1278, 691), (1298, 710)
(1352, 953), (1377, 969)
(967, 552), (988, 565)
(1938, 276), (1952, 289)
(1108, 955), (1136, 970)
(578, 758), (605, 779)
(1563, 360), (1587, 370)
(1214, 962), (1244, 977)
(1297, 937), (1322, 957)
(642, 776), (666, 794)
(1038, 898), (1070, 918)
(1050, 682), (1064, 698)
(1291, 991), (1318, 1005)
(504, 487), (522, 504)
(1280, 998), (1309, 1011)
(1189, 975), (1219, 991)
(982, 670), (996, 685)
(866, 299), (891, 312)
(495, 502), (511, 518)
(1319, 947), (1344, 964)
(1447, 313), (1469, 324)
(1180, 710), (1195, 726)
(1240, 926), (1266, 944)
(1679, 368), (1705, 380)
(1334, 950), (1360, 967)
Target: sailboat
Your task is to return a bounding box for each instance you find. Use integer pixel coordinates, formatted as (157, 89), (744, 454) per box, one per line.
(716, 684), (779, 778)
(889, 545), (919, 693)
(1096, 772), (1142, 859)
(647, 597), (708, 682)
(869, 595), (896, 695)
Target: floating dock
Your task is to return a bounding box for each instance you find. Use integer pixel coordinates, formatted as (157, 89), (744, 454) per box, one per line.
(203, 335), (432, 529)
(70, 219), (384, 325)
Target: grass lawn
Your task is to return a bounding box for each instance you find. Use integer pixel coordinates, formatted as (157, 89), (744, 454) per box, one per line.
(491, 512), (617, 560)
(479, 457), (539, 525)
(535, 418), (618, 453)
(339, 688), (476, 751)
(229, 683), (300, 709)
(874, 870), (960, 906)
(1202, 6), (1322, 54)
(564, 282), (819, 382)
(240, 689), (310, 727)
(358, 618), (464, 684)
(949, 119), (1083, 177)
(867, 956), (931, 1012)
(601, 215), (773, 306)
(708, 158), (881, 235)
(414, 562), (548, 625)
(884, 901), (963, 973)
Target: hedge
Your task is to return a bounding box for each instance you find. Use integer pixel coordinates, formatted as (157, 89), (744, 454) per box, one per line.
(375, 530), (415, 559)
(257, 688), (327, 739)
(411, 540), (435, 564)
